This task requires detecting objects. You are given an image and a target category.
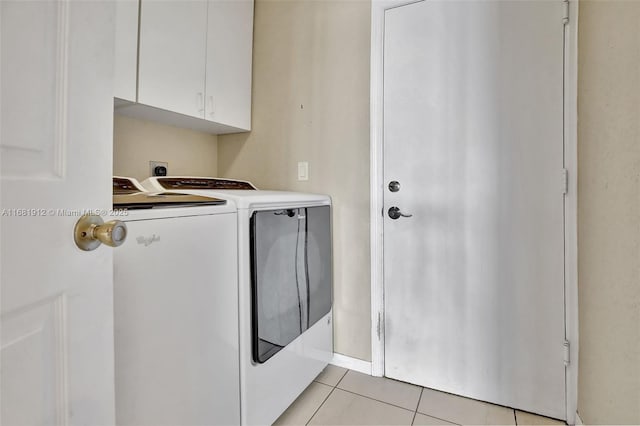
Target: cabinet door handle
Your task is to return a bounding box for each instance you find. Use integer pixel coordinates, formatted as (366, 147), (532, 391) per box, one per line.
(197, 92), (204, 113)
(207, 96), (214, 117)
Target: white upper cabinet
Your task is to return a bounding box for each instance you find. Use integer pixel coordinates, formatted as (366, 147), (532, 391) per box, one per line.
(205, 0), (254, 130)
(114, 0), (139, 103)
(138, 1), (208, 119)
(114, 0), (253, 134)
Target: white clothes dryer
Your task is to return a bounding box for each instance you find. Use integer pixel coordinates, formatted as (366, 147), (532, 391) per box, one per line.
(112, 177), (240, 426)
(142, 176), (333, 426)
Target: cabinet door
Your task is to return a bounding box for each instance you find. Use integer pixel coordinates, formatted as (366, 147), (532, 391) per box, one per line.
(114, 0), (139, 102)
(138, 0), (207, 118)
(205, 0), (253, 130)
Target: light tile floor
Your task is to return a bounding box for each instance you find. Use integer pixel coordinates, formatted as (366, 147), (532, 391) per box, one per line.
(274, 366), (567, 426)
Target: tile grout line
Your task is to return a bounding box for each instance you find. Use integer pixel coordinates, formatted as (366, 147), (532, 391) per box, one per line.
(333, 387), (418, 414)
(413, 387), (462, 426)
(513, 409), (518, 425)
(410, 409), (418, 425)
(334, 368), (349, 388)
(305, 385), (337, 426)
(313, 367), (349, 388)
(415, 387), (425, 411)
(411, 387), (424, 425)
(334, 370), (422, 414)
(415, 412), (462, 425)
(305, 369), (349, 425)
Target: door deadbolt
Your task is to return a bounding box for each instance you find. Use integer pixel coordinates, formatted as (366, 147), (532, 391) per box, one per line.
(388, 181), (400, 192)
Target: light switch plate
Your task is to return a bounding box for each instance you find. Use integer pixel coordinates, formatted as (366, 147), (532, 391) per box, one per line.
(297, 161), (309, 181)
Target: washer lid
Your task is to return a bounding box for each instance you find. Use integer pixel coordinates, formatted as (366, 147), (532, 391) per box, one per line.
(113, 192), (226, 210)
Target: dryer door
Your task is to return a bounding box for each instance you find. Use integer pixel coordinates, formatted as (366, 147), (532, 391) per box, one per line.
(250, 205), (332, 363)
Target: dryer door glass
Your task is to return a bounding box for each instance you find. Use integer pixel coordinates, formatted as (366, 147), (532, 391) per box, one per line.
(250, 205), (332, 363)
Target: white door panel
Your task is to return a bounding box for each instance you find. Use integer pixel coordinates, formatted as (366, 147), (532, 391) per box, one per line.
(383, 0), (566, 419)
(1, 1), (116, 424)
(1, 0), (62, 178)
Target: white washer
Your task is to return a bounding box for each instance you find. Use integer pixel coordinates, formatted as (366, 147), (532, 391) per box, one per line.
(112, 178), (240, 426)
(142, 176), (333, 426)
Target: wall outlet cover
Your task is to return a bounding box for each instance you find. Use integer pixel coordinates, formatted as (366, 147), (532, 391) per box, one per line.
(149, 161), (168, 177)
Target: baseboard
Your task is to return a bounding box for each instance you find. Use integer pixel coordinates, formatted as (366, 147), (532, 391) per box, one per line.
(575, 412), (584, 425)
(331, 353), (372, 375)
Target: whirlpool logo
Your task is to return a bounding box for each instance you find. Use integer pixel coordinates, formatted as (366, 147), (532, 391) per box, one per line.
(137, 234), (160, 247)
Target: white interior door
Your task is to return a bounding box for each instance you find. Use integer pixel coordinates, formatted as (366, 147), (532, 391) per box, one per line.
(1, 1), (116, 424)
(383, 0), (566, 419)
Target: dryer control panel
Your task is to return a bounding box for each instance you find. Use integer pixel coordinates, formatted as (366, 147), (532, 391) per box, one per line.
(154, 177), (257, 190)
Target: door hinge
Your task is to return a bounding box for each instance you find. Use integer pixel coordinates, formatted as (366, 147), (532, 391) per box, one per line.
(562, 168), (569, 195)
(563, 340), (571, 366)
(377, 312), (382, 340)
(562, 0), (570, 25)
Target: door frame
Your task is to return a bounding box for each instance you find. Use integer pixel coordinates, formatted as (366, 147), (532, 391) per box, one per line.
(369, 0), (579, 423)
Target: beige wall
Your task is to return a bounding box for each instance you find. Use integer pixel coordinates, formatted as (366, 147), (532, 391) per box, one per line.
(113, 114), (218, 182)
(577, 2), (640, 424)
(218, 0), (372, 361)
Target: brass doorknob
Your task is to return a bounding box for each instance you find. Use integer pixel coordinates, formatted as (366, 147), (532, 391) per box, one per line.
(74, 214), (127, 251)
